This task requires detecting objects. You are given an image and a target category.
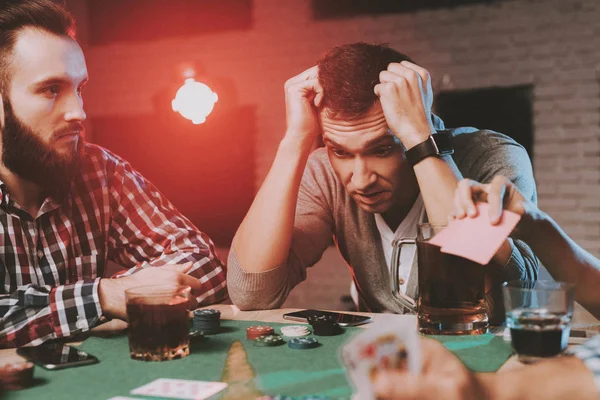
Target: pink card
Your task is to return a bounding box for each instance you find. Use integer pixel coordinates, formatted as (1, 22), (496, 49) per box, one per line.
(429, 203), (521, 265)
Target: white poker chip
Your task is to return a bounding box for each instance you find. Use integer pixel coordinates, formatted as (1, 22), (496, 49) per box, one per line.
(280, 325), (310, 337)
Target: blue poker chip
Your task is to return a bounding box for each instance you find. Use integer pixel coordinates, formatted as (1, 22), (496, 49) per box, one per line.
(288, 337), (319, 349)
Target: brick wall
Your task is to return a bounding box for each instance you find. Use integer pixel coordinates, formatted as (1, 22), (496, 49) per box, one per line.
(71, 0), (600, 308)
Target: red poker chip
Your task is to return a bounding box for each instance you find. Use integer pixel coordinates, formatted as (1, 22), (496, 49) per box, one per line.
(246, 325), (274, 340)
(0, 362), (34, 390)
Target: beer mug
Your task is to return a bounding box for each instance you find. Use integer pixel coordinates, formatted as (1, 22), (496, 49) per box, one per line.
(392, 223), (488, 335)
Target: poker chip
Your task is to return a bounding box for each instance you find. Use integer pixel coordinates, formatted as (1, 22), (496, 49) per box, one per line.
(189, 329), (205, 340)
(0, 361), (34, 390)
(192, 308), (221, 334)
(193, 309), (221, 319)
(288, 337), (319, 350)
(280, 325), (311, 337)
(252, 334), (285, 347)
(246, 325), (275, 340)
(307, 315), (343, 336)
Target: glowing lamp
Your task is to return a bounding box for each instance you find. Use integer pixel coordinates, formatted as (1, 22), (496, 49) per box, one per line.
(171, 78), (218, 124)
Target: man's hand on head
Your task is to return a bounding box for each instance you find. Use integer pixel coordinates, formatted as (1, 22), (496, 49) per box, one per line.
(283, 66), (324, 148)
(98, 262), (201, 321)
(374, 61), (436, 150)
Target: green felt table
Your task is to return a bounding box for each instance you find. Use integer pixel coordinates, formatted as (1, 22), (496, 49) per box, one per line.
(4, 320), (513, 400)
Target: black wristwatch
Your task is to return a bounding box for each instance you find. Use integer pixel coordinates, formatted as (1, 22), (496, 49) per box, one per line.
(405, 129), (454, 166)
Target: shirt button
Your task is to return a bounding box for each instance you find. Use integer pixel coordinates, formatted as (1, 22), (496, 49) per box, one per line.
(76, 318), (86, 329)
(37, 250), (44, 258)
(399, 278), (406, 285)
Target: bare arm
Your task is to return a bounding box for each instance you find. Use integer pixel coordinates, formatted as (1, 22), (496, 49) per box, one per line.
(376, 61), (461, 226)
(232, 137), (314, 273)
(231, 66), (324, 273)
(455, 176), (600, 319)
(522, 211), (600, 318)
(481, 356), (597, 400)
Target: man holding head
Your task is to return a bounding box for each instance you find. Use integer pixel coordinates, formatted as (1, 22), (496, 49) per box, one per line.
(228, 43), (539, 315)
(0, 0), (227, 348)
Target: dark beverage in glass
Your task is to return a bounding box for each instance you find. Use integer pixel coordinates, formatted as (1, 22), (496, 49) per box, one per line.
(503, 281), (574, 363)
(417, 223), (488, 335)
(507, 309), (570, 362)
(125, 285), (191, 361)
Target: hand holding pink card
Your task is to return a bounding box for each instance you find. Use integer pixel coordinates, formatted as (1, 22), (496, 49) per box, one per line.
(429, 202), (521, 265)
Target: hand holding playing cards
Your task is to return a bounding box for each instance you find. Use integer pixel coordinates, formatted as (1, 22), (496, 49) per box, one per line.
(373, 337), (486, 400)
(452, 176), (541, 240)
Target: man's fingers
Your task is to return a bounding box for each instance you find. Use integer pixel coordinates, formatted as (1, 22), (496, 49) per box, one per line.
(457, 179), (479, 218)
(397, 60), (431, 88)
(172, 262), (194, 274)
(487, 176), (509, 225)
(287, 79), (323, 101)
(285, 65), (319, 89)
(179, 273), (204, 294)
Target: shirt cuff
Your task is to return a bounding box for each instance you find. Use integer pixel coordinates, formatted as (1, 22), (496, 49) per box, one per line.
(49, 278), (103, 338)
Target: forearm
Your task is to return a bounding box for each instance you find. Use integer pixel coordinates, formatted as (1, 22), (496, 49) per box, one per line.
(479, 356), (597, 400)
(233, 135), (313, 273)
(523, 212), (600, 318)
(1, 281), (102, 348)
(413, 155), (462, 224)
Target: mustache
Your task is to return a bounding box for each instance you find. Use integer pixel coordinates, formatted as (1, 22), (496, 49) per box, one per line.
(53, 124), (85, 140)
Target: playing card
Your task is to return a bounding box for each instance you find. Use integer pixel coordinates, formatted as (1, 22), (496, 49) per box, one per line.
(429, 202), (521, 265)
(340, 315), (421, 399)
(130, 378), (228, 400)
(107, 397), (139, 400)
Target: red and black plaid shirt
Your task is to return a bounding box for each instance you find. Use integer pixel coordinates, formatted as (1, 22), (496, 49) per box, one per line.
(0, 143), (227, 348)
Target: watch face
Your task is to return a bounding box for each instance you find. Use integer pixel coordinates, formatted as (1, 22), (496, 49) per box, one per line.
(433, 130), (454, 155)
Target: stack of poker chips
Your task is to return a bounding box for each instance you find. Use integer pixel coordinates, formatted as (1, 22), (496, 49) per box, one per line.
(246, 325), (275, 340)
(0, 362), (34, 390)
(280, 325), (311, 337)
(288, 337), (320, 350)
(307, 315), (343, 336)
(252, 334), (285, 347)
(192, 309), (221, 335)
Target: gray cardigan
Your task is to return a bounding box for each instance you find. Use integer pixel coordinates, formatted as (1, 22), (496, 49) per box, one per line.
(228, 127), (539, 313)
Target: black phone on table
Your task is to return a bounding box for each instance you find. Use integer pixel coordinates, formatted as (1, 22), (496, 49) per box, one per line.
(282, 309), (372, 326)
(17, 343), (99, 370)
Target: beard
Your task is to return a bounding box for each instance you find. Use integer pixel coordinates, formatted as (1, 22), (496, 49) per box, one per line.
(1, 98), (84, 199)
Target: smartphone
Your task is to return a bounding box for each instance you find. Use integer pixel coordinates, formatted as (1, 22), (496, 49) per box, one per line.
(283, 309), (372, 327)
(17, 343), (99, 370)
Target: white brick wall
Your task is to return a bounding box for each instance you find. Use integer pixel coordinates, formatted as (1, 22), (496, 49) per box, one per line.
(70, 0), (600, 307)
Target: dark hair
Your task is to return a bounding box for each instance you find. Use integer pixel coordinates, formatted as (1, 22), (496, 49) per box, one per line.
(317, 42), (414, 119)
(0, 0), (75, 92)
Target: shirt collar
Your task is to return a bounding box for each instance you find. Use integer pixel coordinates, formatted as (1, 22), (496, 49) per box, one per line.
(0, 176), (69, 217)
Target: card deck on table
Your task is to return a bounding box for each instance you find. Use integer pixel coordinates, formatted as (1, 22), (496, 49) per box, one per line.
(130, 378), (228, 400)
(340, 315), (421, 399)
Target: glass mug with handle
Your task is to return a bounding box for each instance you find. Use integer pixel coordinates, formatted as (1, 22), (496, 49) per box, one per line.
(391, 222), (488, 335)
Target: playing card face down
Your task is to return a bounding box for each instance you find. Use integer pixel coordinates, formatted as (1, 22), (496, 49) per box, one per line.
(340, 315), (421, 399)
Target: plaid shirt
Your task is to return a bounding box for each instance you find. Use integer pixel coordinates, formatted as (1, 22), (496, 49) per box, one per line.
(0, 143), (227, 348)
(570, 334), (600, 392)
